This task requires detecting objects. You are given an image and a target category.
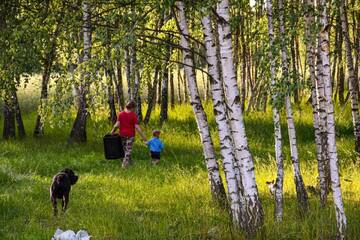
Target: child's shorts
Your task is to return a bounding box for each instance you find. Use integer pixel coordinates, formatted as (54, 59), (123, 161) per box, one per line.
(150, 151), (161, 160)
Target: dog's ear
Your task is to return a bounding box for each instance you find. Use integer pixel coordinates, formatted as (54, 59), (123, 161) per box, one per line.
(62, 168), (75, 176)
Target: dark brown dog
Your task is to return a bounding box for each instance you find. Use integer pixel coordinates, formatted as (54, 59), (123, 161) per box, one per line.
(50, 168), (78, 216)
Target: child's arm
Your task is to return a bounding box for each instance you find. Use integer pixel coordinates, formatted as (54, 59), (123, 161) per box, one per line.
(160, 140), (164, 151)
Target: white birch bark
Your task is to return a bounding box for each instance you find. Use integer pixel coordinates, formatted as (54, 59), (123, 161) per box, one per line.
(340, 0), (360, 153)
(68, 0), (91, 142)
(175, 1), (227, 204)
(125, 47), (133, 100)
(316, 34), (331, 202)
(305, 0), (328, 206)
(278, 0), (309, 213)
(216, 0), (263, 233)
(266, 0), (284, 222)
(318, 1), (347, 237)
(201, 14), (243, 227)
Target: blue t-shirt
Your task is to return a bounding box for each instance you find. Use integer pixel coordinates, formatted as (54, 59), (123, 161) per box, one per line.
(147, 137), (164, 153)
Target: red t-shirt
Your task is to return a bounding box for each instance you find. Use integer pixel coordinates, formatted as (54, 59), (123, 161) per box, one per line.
(118, 111), (139, 137)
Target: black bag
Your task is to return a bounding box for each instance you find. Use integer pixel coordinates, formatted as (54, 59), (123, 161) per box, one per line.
(103, 134), (125, 159)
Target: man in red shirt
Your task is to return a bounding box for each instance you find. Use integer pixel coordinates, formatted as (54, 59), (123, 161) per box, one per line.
(110, 101), (147, 168)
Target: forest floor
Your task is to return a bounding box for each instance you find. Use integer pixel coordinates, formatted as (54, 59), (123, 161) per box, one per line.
(0, 81), (360, 239)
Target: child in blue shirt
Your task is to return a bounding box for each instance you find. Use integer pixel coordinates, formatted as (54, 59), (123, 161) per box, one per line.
(146, 130), (164, 165)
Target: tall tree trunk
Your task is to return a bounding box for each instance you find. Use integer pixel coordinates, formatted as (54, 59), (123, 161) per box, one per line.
(68, 0), (91, 143)
(182, 71), (188, 103)
(157, 72), (162, 105)
(106, 69), (117, 124)
(201, 70), (207, 101)
(34, 25), (60, 136)
(202, 13), (244, 228)
(216, 0), (263, 234)
(177, 62), (183, 104)
(305, 0), (328, 207)
(340, 0), (360, 154)
(160, 45), (171, 123)
(13, 86), (25, 138)
(3, 88), (16, 139)
(318, 1), (347, 237)
(316, 36), (332, 202)
(105, 31), (117, 124)
(291, 37), (300, 104)
(266, 0), (284, 222)
(240, 17), (246, 112)
(144, 66), (160, 124)
(278, 0), (309, 214)
(337, 23), (345, 105)
(130, 46), (142, 121)
(170, 68), (175, 109)
(114, 58), (125, 111)
(175, 1), (227, 206)
(125, 47), (132, 100)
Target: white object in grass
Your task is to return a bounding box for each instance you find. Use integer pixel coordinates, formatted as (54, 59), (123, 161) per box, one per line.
(51, 228), (91, 240)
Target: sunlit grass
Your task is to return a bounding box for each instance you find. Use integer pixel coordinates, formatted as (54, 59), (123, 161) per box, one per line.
(0, 82), (359, 239)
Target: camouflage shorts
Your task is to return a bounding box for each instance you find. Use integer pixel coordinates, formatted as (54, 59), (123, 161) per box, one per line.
(121, 136), (135, 168)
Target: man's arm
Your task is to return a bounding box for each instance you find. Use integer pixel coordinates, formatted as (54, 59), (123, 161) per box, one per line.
(135, 124), (147, 141)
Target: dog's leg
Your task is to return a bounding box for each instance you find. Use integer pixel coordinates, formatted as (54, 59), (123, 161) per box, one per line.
(62, 193), (69, 212)
(51, 196), (58, 216)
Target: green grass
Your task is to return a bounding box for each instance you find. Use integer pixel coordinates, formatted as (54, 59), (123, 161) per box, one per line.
(0, 84), (360, 239)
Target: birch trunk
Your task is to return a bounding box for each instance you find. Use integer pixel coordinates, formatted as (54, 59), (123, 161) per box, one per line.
(125, 47), (133, 100)
(131, 46), (142, 121)
(13, 86), (25, 138)
(177, 62), (183, 104)
(106, 68), (117, 124)
(34, 25), (60, 136)
(114, 59), (125, 111)
(170, 69), (175, 108)
(216, 0), (263, 233)
(160, 45), (171, 123)
(278, 0), (309, 214)
(340, 0), (360, 154)
(144, 66), (160, 124)
(318, 1), (347, 237)
(305, 0), (328, 206)
(266, 0), (284, 222)
(202, 14), (244, 227)
(3, 88), (16, 139)
(68, 0), (91, 143)
(175, 1), (227, 206)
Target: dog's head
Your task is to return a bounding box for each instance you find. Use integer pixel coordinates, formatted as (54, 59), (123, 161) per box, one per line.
(61, 168), (78, 185)
(266, 180), (276, 196)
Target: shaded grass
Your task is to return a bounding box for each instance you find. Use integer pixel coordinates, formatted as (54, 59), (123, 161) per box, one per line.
(0, 88), (360, 239)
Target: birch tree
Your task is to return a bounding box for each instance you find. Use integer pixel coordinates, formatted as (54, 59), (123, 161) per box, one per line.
(278, 0), (308, 214)
(340, 0), (360, 154)
(304, 0), (329, 206)
(318, 0), (347, 237)
(175, 1), (227, 205)
(68, 0), (91, 143)
(266, 0), (284, 221)
(216, 0), (263, 233)
(201, 13), (244, 227)
(160, 44), (171, 123)
(33, 24), (61, 136)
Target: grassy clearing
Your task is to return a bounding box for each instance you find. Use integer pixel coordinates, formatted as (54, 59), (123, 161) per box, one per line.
(0, 84), (359, 239)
